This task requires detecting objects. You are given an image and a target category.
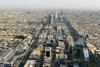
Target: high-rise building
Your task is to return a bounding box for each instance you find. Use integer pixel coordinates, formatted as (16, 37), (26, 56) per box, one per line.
(47, 14), (54, 25)
(51, 14), (54, 25)
(57, 25), (62, 38)
(55, 12), (58, 19)
(47, 14), (51, 24)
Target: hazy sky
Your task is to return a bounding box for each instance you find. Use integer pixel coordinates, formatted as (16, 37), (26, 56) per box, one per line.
(0, 0), (100, 10)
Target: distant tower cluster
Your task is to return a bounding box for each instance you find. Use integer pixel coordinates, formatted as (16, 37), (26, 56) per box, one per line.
(48, 11), (58, 25)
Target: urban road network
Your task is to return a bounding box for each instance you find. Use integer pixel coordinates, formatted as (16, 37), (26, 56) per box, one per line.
(22, 11), (89, 67)
(1, 11), (99, 67)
